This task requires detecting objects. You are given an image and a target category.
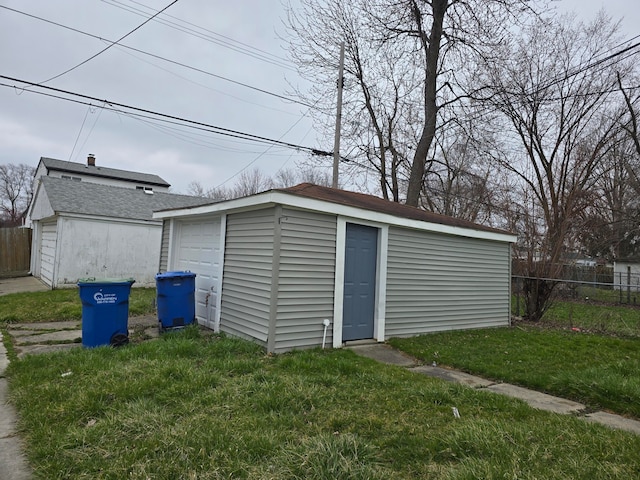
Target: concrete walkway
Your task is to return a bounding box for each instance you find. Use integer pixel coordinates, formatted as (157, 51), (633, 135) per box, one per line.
(0, 277), (48, 296)
(0, 315), (161, 479)
(0, 332), (32, 480)
(348, 343), (640, 436)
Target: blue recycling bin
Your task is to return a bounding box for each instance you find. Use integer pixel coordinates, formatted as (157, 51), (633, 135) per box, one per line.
(78, 278), (135, 348)
(156, 271), (196, 330)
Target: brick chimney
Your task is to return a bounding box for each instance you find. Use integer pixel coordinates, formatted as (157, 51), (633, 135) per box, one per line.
(87, 154), (96, 166)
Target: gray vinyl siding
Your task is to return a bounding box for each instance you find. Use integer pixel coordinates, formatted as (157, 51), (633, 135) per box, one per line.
(273, 209), (337, 353)
(158, 219), (170, 273)
(220, 208), (275, 346)
(385, 227), (510, 337)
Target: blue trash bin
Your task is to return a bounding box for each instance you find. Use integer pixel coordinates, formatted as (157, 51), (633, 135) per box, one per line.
(78, 278), (135, 347)
(156, 271), (196, 330)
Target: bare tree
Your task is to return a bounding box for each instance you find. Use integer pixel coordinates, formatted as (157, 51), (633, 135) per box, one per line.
(617, 71), (640, 158)
(187, 167), (332, 201)
(481, 12), (629, 320)
(284, 0), (541, 206)
(0, 163), (34, 226)
(186, 181), (233, 201)
(575, 132), (640, 261)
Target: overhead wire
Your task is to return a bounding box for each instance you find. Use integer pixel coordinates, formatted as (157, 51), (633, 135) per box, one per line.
(0, 4), (316, 110)
(100, 0), (296, 72)
(214, 102), (317, 189)
(67, 106), (91, 161)
(37, 0), (179, 85)
(110, 42), (302, 116)
(0, 74), (331, 156)
(74, 105), (105, 163)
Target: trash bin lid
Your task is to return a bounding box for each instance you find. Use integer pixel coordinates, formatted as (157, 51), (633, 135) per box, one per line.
(155, 271), (196, 279)
(77, 277), (136, 286)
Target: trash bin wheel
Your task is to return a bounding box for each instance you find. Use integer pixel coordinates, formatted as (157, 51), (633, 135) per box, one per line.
(110, 333), (129, 347)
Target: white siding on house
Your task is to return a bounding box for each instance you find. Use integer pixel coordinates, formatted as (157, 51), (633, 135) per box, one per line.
(53, 217), (161, 287)
(41, 170), (170, 191)
(274, 208), (337, 353)
(220, 208), (275, 346)
(613, 261), (640, 292)
(40, 221), (57, 287)
(385, 227), (510, 336)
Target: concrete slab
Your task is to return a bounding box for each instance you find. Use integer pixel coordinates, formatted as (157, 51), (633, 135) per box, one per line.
(0, 276), (47, 296)
(9, 321), (80, 331)
(585, 411), (640, 435)
(17, 343), (82, 358)
(0, 379), (16, 435)
(0, 334), (8, 376)
(346, 344), (417, 367)
(142, 327), (160, 339)
(0, 347), (33, 479)
(486, 383), (585, 414)
(14, 330), (82, 345)
(129, 315), (159, 328)
(410, 365), (495, 388)
(0, 437), (32, 480)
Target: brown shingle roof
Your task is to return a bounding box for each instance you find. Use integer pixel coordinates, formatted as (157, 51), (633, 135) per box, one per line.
(277, 183), (511, 236)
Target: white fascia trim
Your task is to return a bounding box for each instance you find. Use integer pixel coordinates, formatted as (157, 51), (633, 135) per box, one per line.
(61, 212), (162, 226)
(154, 191), (516, 244)
(375, 225), (388, 342)
(332, 217), (346, 348)
(214, 213), (227, 333)
(166, 218), (175, 272)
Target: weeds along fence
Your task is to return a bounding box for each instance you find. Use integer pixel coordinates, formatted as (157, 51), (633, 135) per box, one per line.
(0, 227), (31, 277)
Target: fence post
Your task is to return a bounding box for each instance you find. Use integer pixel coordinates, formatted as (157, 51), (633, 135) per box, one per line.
(516, 278), (520, 317)
(619, 272), (622, 304)
(627, 266), (631, 304)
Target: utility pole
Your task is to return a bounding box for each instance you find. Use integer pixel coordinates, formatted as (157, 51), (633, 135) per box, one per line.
(332, 42), (345, 189)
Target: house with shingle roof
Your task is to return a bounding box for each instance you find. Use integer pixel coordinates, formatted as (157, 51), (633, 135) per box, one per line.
(154, 183), (517, 353)
(35, 155), (170, 190)
(29, 176), (211, 288)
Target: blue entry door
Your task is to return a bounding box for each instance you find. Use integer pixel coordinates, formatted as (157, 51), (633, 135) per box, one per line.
(342, 223), (378, 341)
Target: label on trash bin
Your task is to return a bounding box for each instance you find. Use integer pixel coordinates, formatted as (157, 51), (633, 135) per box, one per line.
(93, 291), (118, 304)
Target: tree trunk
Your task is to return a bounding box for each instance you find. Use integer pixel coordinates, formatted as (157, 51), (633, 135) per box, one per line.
(405, 0), (447, 206)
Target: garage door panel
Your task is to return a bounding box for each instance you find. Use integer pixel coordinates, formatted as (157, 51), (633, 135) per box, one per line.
(174, 218), (222, 329)
(40, 222), (57, 287)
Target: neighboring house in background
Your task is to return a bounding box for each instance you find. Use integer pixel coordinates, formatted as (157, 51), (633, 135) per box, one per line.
(613, 259), (640, 292)
(29, 177), (211, 288)
(25, 155), (171, 227)
(154, 183), (517, 353)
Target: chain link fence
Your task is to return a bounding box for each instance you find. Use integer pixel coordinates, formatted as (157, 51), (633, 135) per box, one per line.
(512, 264), (640, 310)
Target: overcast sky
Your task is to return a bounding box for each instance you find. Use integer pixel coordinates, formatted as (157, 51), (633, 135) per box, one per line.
(1, 0), (638, 195)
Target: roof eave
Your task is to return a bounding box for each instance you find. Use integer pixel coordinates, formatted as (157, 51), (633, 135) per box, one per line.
(154, 191), (517, 243)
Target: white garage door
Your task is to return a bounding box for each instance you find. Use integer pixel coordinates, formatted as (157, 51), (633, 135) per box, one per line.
(40, 221), (57, 287)
(173, 217), (223, 329)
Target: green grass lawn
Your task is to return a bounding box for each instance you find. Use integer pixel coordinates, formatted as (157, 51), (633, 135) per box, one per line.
(512, 294), (640, 337)
(6, 327), (640, 479)
(0, 287), (157, 323)
(389, 324), (640, 418)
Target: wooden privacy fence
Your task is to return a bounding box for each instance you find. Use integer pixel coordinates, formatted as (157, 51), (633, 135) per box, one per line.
(0, 227), (32, 277)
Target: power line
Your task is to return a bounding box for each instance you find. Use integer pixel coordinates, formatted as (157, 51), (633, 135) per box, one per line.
(0, 74), (330, 156)
(0, 4), (315, 110)
(38, 0), (179, 85)
(101, 0), (296, 72)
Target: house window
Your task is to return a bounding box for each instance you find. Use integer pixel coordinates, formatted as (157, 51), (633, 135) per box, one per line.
(136, 186), (153, 192)
(61, 175), (82, 181)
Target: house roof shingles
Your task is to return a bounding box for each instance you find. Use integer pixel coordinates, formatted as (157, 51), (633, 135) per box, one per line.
(40, 157), (171, 187)
(276, 183), (511, 236)
(40, 176), (212, 221)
